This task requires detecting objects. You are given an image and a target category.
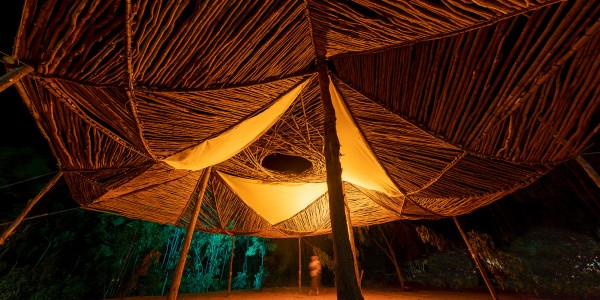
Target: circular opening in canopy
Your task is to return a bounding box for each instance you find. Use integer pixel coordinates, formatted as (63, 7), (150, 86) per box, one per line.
(262, 153), (312, 174)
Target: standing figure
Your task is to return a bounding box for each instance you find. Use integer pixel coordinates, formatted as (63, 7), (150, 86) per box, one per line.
(308, 255), (322, 296)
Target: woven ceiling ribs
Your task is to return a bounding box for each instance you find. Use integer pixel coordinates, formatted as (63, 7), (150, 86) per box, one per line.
(9, 0), (600, 237)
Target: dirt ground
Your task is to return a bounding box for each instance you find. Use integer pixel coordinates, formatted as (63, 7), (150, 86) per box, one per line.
(112, 286), (537, 300)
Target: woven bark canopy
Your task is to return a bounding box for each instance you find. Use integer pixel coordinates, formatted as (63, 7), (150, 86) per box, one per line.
(11, 0), (600, 237)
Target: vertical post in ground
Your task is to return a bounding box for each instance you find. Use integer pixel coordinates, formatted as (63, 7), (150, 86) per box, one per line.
(227, 235), (235, 296)
(167, 167), (211, 300)
(317, 58), (363, 300)
(343, 191), (361, 288)
(454, 217), (498, 300)
(298, 237), (302, 293)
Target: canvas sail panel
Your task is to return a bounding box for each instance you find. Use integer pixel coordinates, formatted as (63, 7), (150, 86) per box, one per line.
(218, 171), (328, 225)
(330, 80), (402, 197)
(163, 80), (309, 170)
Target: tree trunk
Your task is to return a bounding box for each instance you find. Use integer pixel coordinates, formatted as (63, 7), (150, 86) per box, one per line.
(0, 172), (62, 245)
(227, 235), (234, 296)
(167, 167), (211, 300)
(377, 226), (405, 290)
(454, 217), (498, 300)
(298, 237), (302, 293)
(317, 58), (364, 300)
(389, 245), (405, 290)
(343, 193), (361, 288)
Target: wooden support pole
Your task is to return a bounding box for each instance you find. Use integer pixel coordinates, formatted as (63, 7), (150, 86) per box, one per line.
(575, 156), (600, 188)
(453, 217), (498, 300)
(227, 235), (235, 297)
(298, 237), (302, 293)
(343, 192), (361, 288)
(0, 172), (63, 245)
(317, 58), (364, 300)
(0, 57), (33, 93)
(167, 167), (211, 300)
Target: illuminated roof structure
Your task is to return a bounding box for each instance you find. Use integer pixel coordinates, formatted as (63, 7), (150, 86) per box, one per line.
(10, 0), (599, 237)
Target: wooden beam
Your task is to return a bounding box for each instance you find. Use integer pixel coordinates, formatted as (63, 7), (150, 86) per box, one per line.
(298, 237), (302, 294)
(0, 57), (33, 93)
(343, 191), (361, 288)
(0, 172), (63, 245)
(317, 58), (364, 300)
(227, 235), (235, 297)
(575, 156), (600, 189)
(167, 167), (211, 300)
(454, 217), (498, 300)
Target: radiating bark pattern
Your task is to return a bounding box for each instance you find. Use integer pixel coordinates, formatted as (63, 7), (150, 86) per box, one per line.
(217, 77), (326, 183)
(275, 194), (331, 236)
(135, 76), (311, 158)
(333, 78), (464, 193)
(18, 77), (151, 170)
(334, 0), (600, 164)
(88, 163), (202, 225)
(182, 175), (282, 237)
(130, 0), (314, 89)
(308, 0), (561, 57)
(15, 0), (126, 84)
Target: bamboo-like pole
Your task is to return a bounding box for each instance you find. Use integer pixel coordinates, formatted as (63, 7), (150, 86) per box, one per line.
(227, 235), (235, 297)
(298, 237), (302, 294)
(0, 172), (63, 245)
(343, 191), (361, 288)
(318, 58), (364, 300)
(575, 156), (600, 188)
(453, 217), (498, 300)
(0, 57), (33, 93)
(167, 167), (211, 300)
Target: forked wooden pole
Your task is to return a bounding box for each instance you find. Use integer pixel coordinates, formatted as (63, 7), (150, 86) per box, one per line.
(575, 156), (600, 188)
(167, 167), (211, 300)
(453, 217), (498, 300)
(317, 58), (363, 300)
(227, 235), (235, 296)
(0, 172), (63, 245)
(298, 237), (302, 293)
(0, 57), (33, 93)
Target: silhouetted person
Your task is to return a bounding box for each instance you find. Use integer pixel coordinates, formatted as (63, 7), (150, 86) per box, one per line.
(308, 255), (322, 296)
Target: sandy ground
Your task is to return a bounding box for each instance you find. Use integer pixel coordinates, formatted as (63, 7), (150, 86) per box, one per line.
(111, 286), (537, 300)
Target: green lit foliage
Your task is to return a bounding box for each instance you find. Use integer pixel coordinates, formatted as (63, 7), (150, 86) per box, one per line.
(245, 236), (274, 289)
(0, 145), (275, 298)
(467, 230), (524, 290)
(0, 204), (276, 299)
(415, 225), (449, 251)
(408, 225), (600, 298)
(408, 225), (478, 289)
(0, 208), (104, 300)
(355, 222), (417, 290)
(180, 233), (232, 293)
(404, 251), (479, 289)
(503, 228), (599, 298)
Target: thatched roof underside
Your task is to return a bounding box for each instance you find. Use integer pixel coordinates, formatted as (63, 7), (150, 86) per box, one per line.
(10, 0), (600, 237)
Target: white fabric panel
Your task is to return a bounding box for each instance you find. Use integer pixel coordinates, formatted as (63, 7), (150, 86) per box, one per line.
(218, 171), (328, 224)
(330, 80), (403, 197)
(164, 80), (310, 170)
